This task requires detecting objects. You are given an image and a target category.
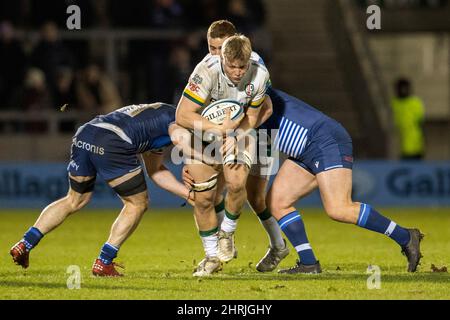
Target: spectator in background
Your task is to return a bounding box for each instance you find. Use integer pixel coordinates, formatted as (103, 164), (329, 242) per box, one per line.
(76, 62), (122, 116)
(8, 68), (52, 133)
(31, 21), (74, 93)
(0, 21), (26, 109)
(391, 78), (425, 160)
(54, 67), (78, 111)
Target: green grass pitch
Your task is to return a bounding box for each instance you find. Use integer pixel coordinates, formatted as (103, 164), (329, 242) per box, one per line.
(0, 208), (449, 300)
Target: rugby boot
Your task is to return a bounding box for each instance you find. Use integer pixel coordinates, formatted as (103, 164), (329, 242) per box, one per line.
(10, 241), (29, 269)
(401, 228), (424, 272)
(92, 258), (124, 277)
(278, 260), (322, 274)
(217, 230), (237, 262)
(193, 256), (222, 277)
(256, 240), (290, 272)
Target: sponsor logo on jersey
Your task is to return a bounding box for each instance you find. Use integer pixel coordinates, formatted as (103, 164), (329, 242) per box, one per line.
(69, 160), (80, 171)
(188, 81), (200, 93)
(73, 138), (105, 155)
(192, 74), (203, 84)
(211, 88), (225, 98)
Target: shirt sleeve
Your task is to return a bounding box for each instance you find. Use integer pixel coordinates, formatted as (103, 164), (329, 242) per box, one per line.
(182, 61), (212, 107)
(249, 68), (270, 109)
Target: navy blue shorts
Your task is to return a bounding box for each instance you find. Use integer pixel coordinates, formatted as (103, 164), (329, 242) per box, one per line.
(289, 120), (354, 175)
(67, 124), (141, 181)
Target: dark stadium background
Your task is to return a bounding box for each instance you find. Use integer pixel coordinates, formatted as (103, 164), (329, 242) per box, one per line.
(0, 0), (449, 208)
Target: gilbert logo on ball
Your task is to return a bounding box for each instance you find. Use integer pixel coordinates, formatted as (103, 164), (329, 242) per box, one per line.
(201, 99), (244, 125)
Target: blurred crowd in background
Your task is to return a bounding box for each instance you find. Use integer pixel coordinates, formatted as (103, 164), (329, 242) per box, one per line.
(0, 0), (267, 122)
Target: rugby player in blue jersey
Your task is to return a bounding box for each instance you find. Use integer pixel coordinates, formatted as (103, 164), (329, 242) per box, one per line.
(10, 103), (235, 276)
(259, 88), (424, 273)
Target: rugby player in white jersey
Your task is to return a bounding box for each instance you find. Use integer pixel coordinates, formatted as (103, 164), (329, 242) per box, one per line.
(176, 35), (271, 276)
(199, 20), (289, 272)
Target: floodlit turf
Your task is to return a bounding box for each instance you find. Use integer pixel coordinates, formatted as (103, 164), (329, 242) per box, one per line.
(0, 208), (449, 300)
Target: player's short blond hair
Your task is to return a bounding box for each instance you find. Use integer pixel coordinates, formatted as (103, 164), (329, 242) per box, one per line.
(221, 35), (252, 62)
(207, 20), (236, 39)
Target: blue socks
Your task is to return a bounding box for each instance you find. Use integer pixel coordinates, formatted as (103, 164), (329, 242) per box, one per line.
(357, 203), (410, 247)
(99, 243), (119, 265)
(278, 211), (317, 265)
(23, 227), (44, 251)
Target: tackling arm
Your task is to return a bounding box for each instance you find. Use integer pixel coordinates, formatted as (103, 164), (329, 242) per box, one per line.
(141, 151), (193, 202)
(169, 123), (216, 165)
(236, 95), (273, 138)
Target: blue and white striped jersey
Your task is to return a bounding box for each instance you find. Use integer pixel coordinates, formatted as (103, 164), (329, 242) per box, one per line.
(263, 88), (335, 158)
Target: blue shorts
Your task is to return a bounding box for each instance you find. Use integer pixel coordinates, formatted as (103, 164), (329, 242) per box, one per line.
(67, 124), (141, 181)
(289, 120), (353, 175)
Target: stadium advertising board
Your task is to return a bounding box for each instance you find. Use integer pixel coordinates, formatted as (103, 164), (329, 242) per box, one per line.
(0, 161), (449, 208)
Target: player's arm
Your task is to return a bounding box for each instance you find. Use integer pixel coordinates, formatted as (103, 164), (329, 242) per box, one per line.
(221, 95), (273, 156)
(236, 98), (264, 131)
(176, 96), (222, 132)
(168, 123), (216, 164)
(240, 94), (273, 132)
(239, 72), (271, 130)
(175, 62), (221, 132)
(141, 151), (193, 202)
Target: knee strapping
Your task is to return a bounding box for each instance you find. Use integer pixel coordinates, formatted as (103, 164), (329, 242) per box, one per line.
(192, 173), (219, 192)
(223, 150), (253, 169)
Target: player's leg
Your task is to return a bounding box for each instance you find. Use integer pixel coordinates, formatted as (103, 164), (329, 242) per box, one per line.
(317, 168), (424, 272)
(213, 172), (226, 225)
(11, 122), (97, 269)
(92, 169), (148, 277)
(219, 163), (249, 262)
(187, 162), (223, 276)
(10, 174), (94, 269)
(267, 159), (321, 274)
(246, 173), (289, 272)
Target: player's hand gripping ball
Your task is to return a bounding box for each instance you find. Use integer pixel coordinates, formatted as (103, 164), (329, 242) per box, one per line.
(200, 99), (244, 142)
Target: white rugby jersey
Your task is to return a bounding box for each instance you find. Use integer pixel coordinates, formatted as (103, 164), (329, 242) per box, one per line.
(182, 54), (271, 113)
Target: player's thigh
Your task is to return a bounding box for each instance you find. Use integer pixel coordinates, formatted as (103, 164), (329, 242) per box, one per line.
(316, 168), (354, 214)
(67, 125), (97, 196)
(223, 164), (249, 192)
(267, 159), (317, 218)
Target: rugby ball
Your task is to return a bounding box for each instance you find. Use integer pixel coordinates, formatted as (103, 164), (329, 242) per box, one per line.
(201, 99), (244, 125)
